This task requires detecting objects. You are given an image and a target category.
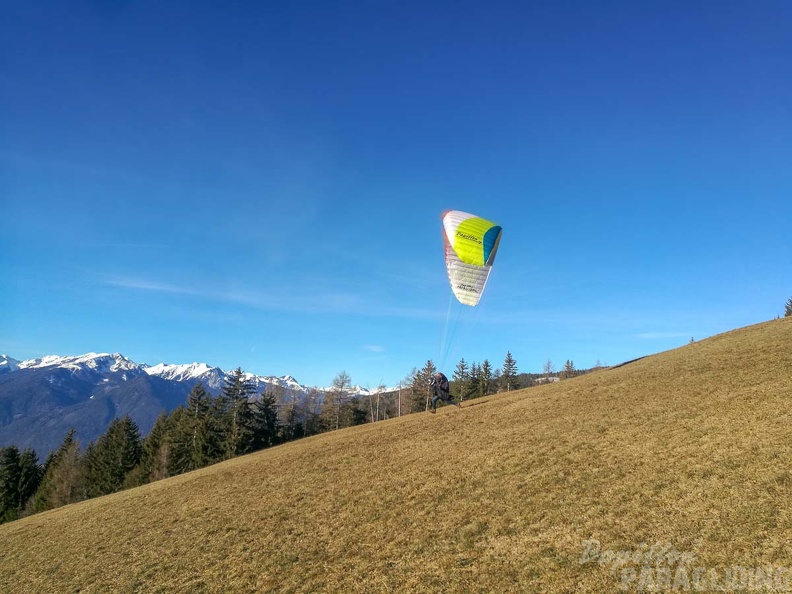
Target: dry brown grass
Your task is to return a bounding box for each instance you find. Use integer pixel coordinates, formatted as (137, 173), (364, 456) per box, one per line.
(2, 318), (791, 593)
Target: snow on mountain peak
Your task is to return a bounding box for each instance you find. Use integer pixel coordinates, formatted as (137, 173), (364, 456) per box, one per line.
(144, 362), (223, 384)
(17, 352), (141, 374)
(3, 352), (389, 398)
(18, 355), (65, 369)
(0, 355), (21, 373)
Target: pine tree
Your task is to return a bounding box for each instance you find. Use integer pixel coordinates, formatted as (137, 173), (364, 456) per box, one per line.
(452, 358), (469, 402)
(0, 446), (22, 522)
(417, 360), (438, 411)
(250, 390), (280, 451)
(468, 362), (481, 400)
(29, 429), (86, 513)
(115, 416), (143, 486)
(219, 368), (256, 458)
(785, 297), (792, 317)
(172, 383), (213, 472)
(165, 407), (193, 476)
(126, 412), (171, 487)
(85, 416), (143, 497)
(501, 351), (519, 392)
(480, 360), (493, 396)
(206, 395), (228, 464)
(562, 359), (576, 379)
(17, 448), (42, 518)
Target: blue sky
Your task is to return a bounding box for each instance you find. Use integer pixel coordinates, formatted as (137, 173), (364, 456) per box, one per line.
(2, 1), (790, 389)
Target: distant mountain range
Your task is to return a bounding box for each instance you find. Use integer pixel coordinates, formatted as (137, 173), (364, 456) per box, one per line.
(0, 352), (379, 457)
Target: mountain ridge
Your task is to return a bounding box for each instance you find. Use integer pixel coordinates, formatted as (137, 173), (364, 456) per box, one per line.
(1, 351), (381, 394)
(0, 351), (385, 456)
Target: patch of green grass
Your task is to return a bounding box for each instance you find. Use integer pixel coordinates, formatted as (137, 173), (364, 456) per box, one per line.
(2, 318), (791, 593)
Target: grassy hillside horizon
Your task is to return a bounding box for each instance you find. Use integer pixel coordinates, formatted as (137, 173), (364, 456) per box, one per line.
(2, 318), (791, 593)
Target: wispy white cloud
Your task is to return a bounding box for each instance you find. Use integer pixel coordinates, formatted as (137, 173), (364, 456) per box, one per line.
(105, 278), (200, 296)
(102, 275), (441, 320)
(363, 345), (385, 353)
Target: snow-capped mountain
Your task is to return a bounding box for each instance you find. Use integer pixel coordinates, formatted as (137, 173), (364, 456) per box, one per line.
(0, 351), (393, 456)
(4, 352), (388, 396)
(142, 362), (316, 396)
(18, 353), (143, 376)
(4, 352), (320, 396)
(143, 362), (227, 390)
(147, 364), (321, 396)
(0, 355), (21, 374)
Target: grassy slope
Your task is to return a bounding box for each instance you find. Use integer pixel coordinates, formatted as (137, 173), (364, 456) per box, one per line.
(2, 318), (791, 593)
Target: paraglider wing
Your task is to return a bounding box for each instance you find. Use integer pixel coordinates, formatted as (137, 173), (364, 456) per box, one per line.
(442, 210), (502, 306)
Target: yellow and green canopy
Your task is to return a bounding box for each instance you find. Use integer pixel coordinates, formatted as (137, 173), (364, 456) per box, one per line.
(442, 210), (502, 306)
